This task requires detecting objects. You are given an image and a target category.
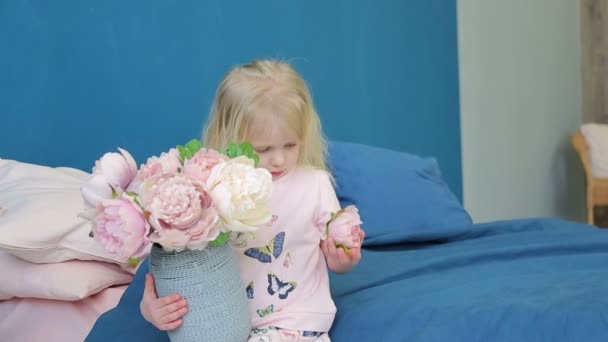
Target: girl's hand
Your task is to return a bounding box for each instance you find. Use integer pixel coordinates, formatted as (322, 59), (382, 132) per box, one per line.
(320, 229), (365, 274)
(140, 273), (189, 331)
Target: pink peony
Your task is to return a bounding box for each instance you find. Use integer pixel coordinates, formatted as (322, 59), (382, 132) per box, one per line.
(327, 205), (363, 248)
(81, 148), (138, 207)
(183, 148), (229, 183)
(141, 174), (220, 251)
(92, 196), (151, 259)
(132, 148), (182, 190)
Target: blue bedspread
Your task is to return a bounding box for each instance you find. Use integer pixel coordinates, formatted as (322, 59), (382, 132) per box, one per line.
(330, 218), (608, 341)
(87, 218), (608, 341)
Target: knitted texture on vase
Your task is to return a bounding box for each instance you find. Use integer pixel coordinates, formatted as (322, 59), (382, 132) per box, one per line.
(149, 243), (251, 342)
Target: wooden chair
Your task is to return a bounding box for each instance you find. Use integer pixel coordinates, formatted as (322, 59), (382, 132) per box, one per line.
(572, 130), (608, 225)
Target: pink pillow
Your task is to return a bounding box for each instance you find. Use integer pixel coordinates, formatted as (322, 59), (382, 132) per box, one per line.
(0, 251), (133, 301)
(0, 159), (131, 266)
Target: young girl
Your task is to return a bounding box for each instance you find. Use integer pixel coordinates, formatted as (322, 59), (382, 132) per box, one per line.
(140, 59), (364, 341)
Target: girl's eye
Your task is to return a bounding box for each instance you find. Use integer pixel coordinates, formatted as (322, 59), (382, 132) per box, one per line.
(256, 147), (270, 153)
(285, 143), (297, 149)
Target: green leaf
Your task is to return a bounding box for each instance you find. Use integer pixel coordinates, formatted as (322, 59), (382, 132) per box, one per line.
(335, 244), (351, 255)
(225, 143), (238, 158)
(209, 232), (230, 246)
(177, 145), (188, 161)
(176, 139), (203, 162)
(224, 142), (260, 166)
(109, 185), (119, 199)
(184, 139), (202, 156)
(251, 154), (260, 166)
(132, 196), (144, 210)
(241, 142), (252, 156)
(238, 142), (252, 156)
(128, 257), (140, 267)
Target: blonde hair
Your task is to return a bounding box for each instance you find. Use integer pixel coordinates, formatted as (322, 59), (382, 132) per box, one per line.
(202, 59), (329, 173)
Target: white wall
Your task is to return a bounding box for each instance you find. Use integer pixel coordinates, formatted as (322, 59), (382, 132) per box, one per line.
(458, 0), (585, 223)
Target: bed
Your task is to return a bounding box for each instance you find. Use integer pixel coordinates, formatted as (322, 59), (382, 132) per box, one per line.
(2, 142), (608, 341)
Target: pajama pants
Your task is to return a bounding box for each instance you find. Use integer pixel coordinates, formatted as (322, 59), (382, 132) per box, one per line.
(247, 326), (330, 342)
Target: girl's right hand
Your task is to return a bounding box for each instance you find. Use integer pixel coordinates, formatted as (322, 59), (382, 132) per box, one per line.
(140, 273), (189, 331)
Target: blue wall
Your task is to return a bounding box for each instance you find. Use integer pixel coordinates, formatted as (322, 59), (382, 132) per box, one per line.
(0, 0), (462, 199)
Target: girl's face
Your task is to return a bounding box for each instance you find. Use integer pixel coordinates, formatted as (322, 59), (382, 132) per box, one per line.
(247, 116), (300, 181)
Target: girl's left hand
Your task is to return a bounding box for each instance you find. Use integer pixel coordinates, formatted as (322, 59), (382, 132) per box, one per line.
(321, 229), (365, 274)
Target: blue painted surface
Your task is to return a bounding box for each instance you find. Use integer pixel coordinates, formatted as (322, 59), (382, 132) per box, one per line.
(0, 0), (461, 198)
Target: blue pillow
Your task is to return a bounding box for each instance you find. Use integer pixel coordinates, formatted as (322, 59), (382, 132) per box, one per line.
(328, 142), (472, 245)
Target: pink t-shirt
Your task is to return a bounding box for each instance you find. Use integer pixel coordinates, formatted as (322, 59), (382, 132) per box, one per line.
(231, 167), (340, 332)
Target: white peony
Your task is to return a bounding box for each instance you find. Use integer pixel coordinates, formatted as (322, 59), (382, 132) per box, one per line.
(206, 156), (273, 232)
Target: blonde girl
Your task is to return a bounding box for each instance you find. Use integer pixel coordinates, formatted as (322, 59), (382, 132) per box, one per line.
(141, 59), (364, 342)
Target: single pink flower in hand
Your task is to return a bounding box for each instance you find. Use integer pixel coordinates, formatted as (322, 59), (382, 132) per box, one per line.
(81, 148), (138, 207)
(183, 148), (229, 183)
(92, 196), (151, 260)
(326, 205), (363, 248)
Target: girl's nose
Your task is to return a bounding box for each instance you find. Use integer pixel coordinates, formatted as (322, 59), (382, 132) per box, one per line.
(271, 152), (284, 167)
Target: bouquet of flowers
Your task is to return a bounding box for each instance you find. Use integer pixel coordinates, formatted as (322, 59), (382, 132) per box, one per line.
(79, 139), (274, 267)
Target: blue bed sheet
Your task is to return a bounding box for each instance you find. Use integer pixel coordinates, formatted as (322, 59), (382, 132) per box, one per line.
(87, 218), (608, 341)
(330, 218), (608, 341)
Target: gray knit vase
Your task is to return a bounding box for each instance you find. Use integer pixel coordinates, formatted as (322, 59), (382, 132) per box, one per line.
(149, 243), (251, 342)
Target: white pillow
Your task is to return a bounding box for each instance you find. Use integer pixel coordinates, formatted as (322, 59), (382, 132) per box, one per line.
(0, 250), (132, 301)
(0, 159), (129, 266)
(581, 123), (608, 178)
